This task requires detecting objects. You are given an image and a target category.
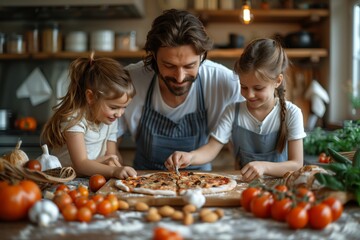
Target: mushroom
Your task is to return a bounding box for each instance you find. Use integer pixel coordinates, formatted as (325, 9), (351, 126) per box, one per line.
(29, 199), (59, 227)
(182, 189), (206, 209)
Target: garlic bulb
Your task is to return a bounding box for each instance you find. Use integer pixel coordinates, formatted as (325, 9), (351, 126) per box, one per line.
(182, 189), (206, 209)
(36, 144), (62, 171)
(3, 139), (29, 167)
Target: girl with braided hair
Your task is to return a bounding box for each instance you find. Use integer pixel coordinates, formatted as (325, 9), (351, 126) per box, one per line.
(41, 53), (137, 179)
(166, 38), (306, 181)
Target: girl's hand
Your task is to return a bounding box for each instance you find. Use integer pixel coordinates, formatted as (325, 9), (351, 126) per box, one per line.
(164, 151), (193, 171)
(103, 155), (122, 167)
(114, 166), (137, 179)
(240, 162), (265, 182)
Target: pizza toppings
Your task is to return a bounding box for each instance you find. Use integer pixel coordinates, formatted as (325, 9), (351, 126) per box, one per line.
(115, 171), (237, 196)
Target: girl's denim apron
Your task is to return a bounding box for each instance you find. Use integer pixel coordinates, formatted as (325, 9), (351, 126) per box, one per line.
(231, 102), (287, 168)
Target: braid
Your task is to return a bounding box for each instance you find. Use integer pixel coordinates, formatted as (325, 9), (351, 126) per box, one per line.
(276, 83), (288, 152)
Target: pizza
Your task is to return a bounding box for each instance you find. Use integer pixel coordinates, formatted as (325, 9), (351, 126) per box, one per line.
(115, 171), (237, 196)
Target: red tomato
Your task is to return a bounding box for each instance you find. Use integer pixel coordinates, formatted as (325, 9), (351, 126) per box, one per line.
(68, 189), (81, 201)
(322, 197), (343, 222)
(97, 199), (112, 216)
(55, 184), (70, 193)
(89, 174), (107, 192)
(0, 180), (42, 221)
(153, 227), (183, 240)
(240, 187), (261, 212)
(308, 203), (332, 229)
(271, 198), (292, 222)
(296, 187), (315, 204)
(286, 206), (309, 229)
(106, 193), (119, 212)
(76, 207), (92, 223)
(53, 192), (73, 210)
(25, 159), (42, 171)
(62, 203), (78, 221)
(250, 193), (274, 218)
(318, 153), (327, 163)
(74, 196), (89, 209)
(77, 184), (89, 198)
(84, 199), (97, 214)
(275, 185), (288, 193)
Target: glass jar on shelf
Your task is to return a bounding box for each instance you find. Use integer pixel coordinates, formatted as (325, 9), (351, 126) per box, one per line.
(41, 22), (62, 53)
(7, 33), (26, 54)
(25, 23), (40, 53)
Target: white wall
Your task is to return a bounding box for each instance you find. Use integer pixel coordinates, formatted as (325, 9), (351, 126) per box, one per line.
(328, 0), (354, 123)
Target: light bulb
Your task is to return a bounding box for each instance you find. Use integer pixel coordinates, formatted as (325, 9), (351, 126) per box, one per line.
(240, 1), (254, 24)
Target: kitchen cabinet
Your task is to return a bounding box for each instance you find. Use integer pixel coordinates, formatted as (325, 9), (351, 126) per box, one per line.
(190, 8), (329, 61)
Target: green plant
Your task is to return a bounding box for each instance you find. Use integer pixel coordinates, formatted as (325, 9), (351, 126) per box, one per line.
(304, 120), (360, 155)
(315, 148), (360, 205)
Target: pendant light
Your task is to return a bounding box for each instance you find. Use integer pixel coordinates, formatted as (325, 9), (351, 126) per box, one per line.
(240, 0), (254, 24)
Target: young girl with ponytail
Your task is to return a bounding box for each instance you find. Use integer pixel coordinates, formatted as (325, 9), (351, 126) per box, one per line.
(166, 38), (306, 181)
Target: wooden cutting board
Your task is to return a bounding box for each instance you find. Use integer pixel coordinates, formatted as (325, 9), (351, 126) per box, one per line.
(97, 171), (249, 207)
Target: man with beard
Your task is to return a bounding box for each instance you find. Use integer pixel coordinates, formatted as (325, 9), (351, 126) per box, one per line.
(117, 9), (242, 170)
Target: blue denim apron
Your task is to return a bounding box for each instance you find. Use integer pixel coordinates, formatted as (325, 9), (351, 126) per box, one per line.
(134, 74), (211, 171)
(231, 102), (287, 168)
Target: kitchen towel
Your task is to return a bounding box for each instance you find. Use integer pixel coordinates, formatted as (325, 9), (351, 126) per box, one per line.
(304, 80), (330, 118)
(16, 67), (52, 106)
(56, 69), (70, 104)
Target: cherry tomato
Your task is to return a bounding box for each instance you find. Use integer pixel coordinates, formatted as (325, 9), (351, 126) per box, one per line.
(318, 152), (327, 163)
(61, 203), (78, 221)
(91, 194), (105, 204)
(286, 206), (308, 229)
(153, 227), (183, 240)
(106, 193), (119, 212)
(97, 199), (113, 216)
(25, 159), (42, 171)
(275, 185), (288, 193)
(77, 184), (89, 198)
(76, 206), (92, 222)
(241, 187), (261, 212)
(89, 174), (107, 193)
(322, 197), (343, 222)
(55, 184), (70, 193)
(271, 198), (292, 222)
(308, 203), (332, 229)
(296, 187), (315, 205)
(53, 192), (73, 210)
(84, 199), (97, 214)
(154, 227), (170, 240)
(74, 196), (89, 209)
(250, 193), (273, 218)
(68, 189), (81, 201)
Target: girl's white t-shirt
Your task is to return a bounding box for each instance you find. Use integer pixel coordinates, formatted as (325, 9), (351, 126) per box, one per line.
(52, 116), (118, 167)
(211, 99), (307, 144)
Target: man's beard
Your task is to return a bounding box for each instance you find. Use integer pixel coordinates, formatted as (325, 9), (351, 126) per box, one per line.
(159, 74), (197, 96)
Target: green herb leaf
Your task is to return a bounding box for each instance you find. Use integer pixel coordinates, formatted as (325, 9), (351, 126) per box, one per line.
(314, 173), (345, 191)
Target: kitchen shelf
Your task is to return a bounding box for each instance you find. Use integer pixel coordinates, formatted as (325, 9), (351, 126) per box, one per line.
(0, 48), (327, 61)
(192, 9), (329, 24)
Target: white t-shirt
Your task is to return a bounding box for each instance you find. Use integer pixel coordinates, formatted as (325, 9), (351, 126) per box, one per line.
(52, 116), (118, 167)
(211, 99), (306, 144)
(118, 60), (242, 139)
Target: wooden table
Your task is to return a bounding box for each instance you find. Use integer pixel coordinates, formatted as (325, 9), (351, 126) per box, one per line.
(1, 172), (360, 240)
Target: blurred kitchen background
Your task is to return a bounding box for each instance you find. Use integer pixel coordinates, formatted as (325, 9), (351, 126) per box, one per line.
(0, 0), (358, 167)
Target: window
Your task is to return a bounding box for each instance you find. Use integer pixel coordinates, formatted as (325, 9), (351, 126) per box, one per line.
(352, 2), (360, 112)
